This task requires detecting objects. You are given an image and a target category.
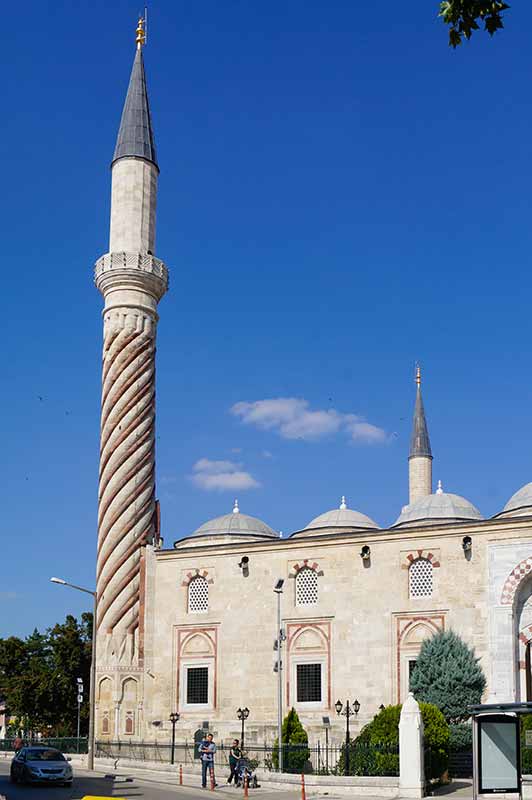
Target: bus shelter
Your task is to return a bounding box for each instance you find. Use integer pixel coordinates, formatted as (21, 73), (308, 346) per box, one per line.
(470, 702), (532, 800)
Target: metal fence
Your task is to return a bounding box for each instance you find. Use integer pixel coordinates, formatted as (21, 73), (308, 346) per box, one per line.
(95, 740), (399, 776)
(0, 737), (88, 754)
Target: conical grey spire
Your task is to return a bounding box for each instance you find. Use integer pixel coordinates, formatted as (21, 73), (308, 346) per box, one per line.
(409, 383), (432, 459)
(113, 48), (157, 168)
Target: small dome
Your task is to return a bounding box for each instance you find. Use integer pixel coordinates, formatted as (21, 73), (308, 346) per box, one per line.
(189, 500), (278, 540)
(304, 496), (379, 531)
(502, 482), (532, 517)
(394, 481), (483, 527)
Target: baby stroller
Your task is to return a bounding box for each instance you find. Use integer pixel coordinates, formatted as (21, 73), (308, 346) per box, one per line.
(234, 756), (260, 788)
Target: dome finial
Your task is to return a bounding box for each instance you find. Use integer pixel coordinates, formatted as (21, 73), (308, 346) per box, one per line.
(415, 362), (421, 387)
(136, 14), (146, 50)
(233, 498), (240, 514)
(436, 479), (443, 495)
(340, 495), (347, 510)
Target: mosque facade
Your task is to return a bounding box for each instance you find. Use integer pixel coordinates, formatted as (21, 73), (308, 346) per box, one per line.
(93, 24), (532, 746)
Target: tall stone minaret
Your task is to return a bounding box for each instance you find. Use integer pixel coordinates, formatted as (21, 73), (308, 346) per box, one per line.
(408, 365), (432, 504)
(94, 17), (168, 667)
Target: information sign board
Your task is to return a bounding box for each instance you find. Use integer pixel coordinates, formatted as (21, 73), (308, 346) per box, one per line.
(477, 714), (520, 794)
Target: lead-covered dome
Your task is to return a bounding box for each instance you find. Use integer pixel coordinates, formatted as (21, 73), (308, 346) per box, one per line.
(393, 481), (483, 527)
(174, 500), (278, 548)
(501, 482), (532, 517)
(296, 496), (379, 536)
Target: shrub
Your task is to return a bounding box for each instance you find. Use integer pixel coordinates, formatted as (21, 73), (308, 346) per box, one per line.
(410, 630), (486, 723)
(339, 702), (449, 779)
(272, 708), (310, 773)
(449, 722), (472, 752)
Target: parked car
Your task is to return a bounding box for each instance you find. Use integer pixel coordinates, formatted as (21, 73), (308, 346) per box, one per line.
(10, 746), (73, 786)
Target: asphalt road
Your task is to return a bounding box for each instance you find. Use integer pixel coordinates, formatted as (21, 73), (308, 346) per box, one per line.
(0, 761), (298, 800)
(0, 759), (219, 799)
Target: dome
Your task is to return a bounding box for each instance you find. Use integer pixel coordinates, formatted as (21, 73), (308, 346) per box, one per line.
(501, 482), (532, 517)
(393, 481), (483, 527)
(303, 497), (380, 532)
(184, 500), (278, 542)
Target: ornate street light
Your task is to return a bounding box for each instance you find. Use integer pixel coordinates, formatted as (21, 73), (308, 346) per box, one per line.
(236, 707), (250, 750)
(169, 712), (180, 765)
(335, 699), (360, 776)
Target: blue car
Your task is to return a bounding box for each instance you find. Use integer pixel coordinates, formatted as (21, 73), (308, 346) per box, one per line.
(10, 746), (73, 786)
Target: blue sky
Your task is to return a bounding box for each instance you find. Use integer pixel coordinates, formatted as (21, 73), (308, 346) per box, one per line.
(2, 0), (532, 636)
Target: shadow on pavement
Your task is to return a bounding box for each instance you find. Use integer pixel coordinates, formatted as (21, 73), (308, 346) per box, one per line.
(71, 772), (143, 798)
(433, 780), (473, 796)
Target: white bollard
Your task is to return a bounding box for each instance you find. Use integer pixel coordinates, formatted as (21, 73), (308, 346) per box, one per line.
(399, 692), (425, 798)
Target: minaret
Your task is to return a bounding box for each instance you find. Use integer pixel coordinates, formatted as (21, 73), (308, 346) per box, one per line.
(94, 17), (168, 666)
(408, 365), (432, 504)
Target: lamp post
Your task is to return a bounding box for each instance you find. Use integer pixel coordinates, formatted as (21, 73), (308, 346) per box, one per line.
(169, 712), (180, 765)
(273, 579), (285, 773)
(236, 707), (250, 751)
(335, 698), (360, 776)
(50, 577), (97, 771)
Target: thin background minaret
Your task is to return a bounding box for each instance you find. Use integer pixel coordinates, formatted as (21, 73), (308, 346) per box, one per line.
(408, 365), (432, 504)
(94, 16), (168, 668)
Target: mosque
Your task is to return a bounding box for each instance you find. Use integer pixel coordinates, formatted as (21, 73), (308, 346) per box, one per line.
(93, 20), (532, 745)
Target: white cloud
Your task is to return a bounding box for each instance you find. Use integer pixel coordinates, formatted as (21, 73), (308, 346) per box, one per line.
(190, 458), (261, 492)
(231, 397), (387, 444)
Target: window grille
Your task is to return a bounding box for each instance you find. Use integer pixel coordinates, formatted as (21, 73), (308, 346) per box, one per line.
(296, 663), (322, 702)
(188, 576), (209, 613)
(409, 558), (433, 598)
(187, 667), (209, 704)
(296, 567), (318, 606)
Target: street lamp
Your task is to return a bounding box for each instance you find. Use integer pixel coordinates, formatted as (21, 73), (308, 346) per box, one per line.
(236, 707), (250, 751)
(273, 578), (285, 773)
(335, 699), (360, 776)
(50, 577), (97, 771)
(169, 712), (180, 765)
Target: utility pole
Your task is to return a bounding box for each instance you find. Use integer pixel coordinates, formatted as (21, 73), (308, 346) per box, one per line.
(273, 579), (285, 773)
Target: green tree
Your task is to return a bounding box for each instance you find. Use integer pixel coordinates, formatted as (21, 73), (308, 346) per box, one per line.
(439, 1), (510, 47)
(272, 708), (310, 773)
(410, 630), (486, 723)
(0, 613), (92, 737)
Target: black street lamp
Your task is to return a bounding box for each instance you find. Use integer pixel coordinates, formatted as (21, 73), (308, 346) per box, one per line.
(335, 699), (360, 776)
(236, 707), (250, 751)
(169, 712), (180, 765)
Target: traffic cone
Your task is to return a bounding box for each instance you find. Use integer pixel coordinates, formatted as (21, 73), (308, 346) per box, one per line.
(179, 764), (183, 785)
(244, 775), (249, 798)
(301, 772), (306, 800)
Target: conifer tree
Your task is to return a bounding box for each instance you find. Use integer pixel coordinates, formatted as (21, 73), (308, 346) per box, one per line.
(409, 630), (486, 723)
(272, 708), (310, 772)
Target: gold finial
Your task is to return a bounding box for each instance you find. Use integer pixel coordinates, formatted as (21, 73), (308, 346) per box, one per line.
(415, 363), (421, 387)
(136, 15), (146, 49)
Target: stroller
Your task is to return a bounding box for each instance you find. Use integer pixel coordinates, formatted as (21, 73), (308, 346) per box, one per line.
(234, 756), (260, 788)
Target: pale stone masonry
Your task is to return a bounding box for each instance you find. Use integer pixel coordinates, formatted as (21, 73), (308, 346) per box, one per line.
(93, 27), (532, 750)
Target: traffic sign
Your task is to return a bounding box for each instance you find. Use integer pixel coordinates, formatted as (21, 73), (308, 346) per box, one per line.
(77, 694), (83, 703)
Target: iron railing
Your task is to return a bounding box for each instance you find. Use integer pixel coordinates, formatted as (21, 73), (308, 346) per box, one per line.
(95, 740), (399, 776)
(0, 737), (88, 754)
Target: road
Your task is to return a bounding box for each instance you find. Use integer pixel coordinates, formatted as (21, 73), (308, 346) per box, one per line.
(0, 761), (296, 800)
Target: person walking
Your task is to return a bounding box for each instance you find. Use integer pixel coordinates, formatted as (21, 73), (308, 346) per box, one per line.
(227, 739), (241, 784)
(13, 734), (23, 753)
(199, 732), (217, 788)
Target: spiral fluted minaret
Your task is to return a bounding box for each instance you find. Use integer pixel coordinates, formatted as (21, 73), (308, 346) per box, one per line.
(94, 18), (168, 667)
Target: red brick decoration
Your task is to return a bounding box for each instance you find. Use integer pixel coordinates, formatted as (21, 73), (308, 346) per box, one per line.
(395, 614), (445, 703)
(289, 559), (324, 578)
(401, 550), (440, 570)
(181, 569), (214, 587)
(501, 557), (532, 606)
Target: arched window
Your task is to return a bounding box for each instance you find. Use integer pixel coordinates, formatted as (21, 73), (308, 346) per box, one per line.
(296, 567), (318, 606)
(188, 576), (209, 613)
(409, 558), (433, 598)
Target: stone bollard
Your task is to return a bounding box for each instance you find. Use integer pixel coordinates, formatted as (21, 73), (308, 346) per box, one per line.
(399, 692), (425, 798)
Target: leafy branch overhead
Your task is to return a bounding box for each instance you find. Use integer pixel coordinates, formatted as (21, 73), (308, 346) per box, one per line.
(439, 1), (510, 47)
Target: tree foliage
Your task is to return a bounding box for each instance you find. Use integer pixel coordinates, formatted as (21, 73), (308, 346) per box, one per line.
(439, 1), (510, 47)
(0, 614), (92, 736)
(272, 708), (310, 773)
(409, 630), (486, 723)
